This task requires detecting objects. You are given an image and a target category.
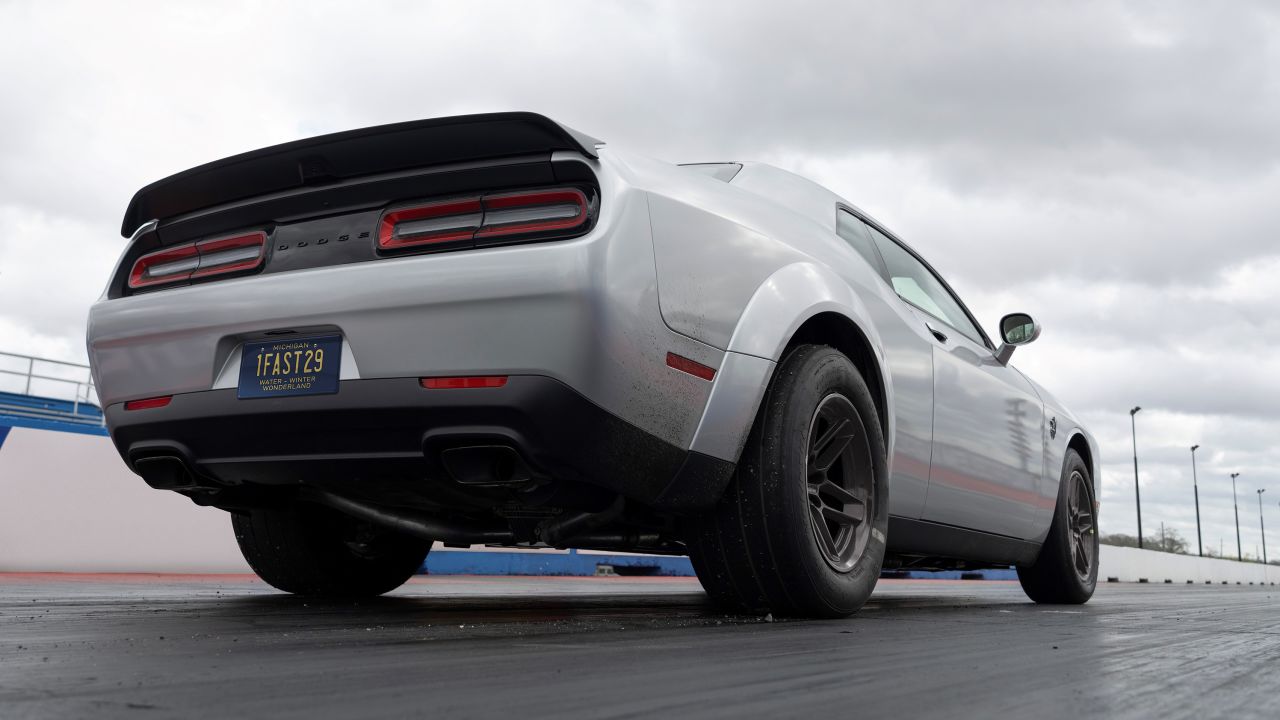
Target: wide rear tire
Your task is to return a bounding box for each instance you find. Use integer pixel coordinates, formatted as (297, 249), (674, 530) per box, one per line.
(1017, 448), (1098, 604)
(232, 503), (431, 597)
(686, 344), (889, 618)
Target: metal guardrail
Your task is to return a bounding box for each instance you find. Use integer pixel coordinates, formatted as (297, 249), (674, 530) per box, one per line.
(0, 351), (103, 425)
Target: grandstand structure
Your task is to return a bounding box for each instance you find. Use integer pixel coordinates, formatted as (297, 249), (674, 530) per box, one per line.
(0, 352), (106, 435)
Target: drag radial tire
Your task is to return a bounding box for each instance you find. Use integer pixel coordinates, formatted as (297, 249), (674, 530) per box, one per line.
(1017, 448), (1098, 604)
(232, 503), (431, 597)
(686, 344), (889, 618)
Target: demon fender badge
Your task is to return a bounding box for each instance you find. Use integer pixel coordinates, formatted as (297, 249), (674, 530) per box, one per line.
(1049, 416), (1058, 439)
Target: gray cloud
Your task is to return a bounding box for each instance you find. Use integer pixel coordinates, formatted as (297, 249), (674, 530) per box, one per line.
(1, 0), (1278, 555)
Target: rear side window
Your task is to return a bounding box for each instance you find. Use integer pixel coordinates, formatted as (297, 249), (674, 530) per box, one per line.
(867, 227), (987, 346)
(836, 210), (886, 276)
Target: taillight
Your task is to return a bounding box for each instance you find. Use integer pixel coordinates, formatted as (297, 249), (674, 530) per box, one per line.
(128, 244), (199, 289)
(192, 232), (267, 279)
(128, 231), (266, 290)
(378, 198), (483, 251)
(378, 187), (590, 254)
(475, 188), (588, 242)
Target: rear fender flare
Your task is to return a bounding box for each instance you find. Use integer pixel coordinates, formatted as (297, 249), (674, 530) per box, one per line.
(690, 262), (894, 464)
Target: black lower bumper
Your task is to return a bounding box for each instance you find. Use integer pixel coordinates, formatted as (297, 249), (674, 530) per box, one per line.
(104, 376), (733, 511)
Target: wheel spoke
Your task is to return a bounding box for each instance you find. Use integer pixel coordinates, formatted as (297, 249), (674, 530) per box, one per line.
(820, 504), (863, 528)
(807, 484), (821, 501)
(809, 505), (839, 557)
(817, 479), (859, 507)
(810, 417), (854, 472)
(1074, 535), (1089, 574)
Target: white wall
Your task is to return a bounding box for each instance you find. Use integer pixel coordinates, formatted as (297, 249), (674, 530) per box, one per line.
(1100, 544), (1277, 585)
(4, 425), (1278, 583)
(0, 426), (251, 572)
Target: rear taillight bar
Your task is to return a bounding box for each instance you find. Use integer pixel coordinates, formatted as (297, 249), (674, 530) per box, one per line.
(378, 187), (590, 253)
(378, 198), (482, 252)
(128, 231), (266, 290)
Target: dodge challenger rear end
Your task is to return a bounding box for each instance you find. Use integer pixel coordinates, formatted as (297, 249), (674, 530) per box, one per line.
(88, 112), (1100, 616)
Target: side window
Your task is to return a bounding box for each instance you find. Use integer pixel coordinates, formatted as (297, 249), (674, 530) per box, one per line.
(867, 227), (987, 346)
(835, 210), (886, 277)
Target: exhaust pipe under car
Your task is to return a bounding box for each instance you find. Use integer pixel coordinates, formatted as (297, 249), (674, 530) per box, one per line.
(132, 455), (199, 491)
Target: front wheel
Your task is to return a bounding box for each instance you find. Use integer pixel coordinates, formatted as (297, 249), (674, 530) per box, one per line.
(686, 344), (889, 618)
(1017, 448), (1098, 604)
(233, 503), (431, 597)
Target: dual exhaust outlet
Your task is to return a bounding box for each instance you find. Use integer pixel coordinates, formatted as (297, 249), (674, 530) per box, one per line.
(131, 445), (638, 548)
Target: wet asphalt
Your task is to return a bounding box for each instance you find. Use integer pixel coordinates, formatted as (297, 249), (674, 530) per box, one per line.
(1, 574), (1277, 719)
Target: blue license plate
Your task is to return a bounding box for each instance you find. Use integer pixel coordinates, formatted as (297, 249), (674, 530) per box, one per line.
(238, 335), (342, 399)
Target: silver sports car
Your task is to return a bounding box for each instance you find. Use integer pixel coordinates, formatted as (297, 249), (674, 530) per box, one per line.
(87, 112), (1100, 616)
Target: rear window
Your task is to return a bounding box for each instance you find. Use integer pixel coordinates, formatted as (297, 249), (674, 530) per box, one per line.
(679, 163), (743, 182)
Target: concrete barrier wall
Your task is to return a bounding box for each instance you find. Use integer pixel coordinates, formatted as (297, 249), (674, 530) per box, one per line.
(0, 423), (685, 575)
(4, 423), (1277, 584)
(0, 425), (251, 572)
(1100, 545), (1277, 585)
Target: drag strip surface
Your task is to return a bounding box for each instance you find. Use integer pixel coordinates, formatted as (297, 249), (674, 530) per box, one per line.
(1, 575), (1277, 719)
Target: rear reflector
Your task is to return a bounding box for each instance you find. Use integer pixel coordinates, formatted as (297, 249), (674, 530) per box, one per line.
(128, 231), (266, 290)
(124, 395), (173, 411)
(420, 376), (509, 389)
(379, 187), (589, 253)
(666, 352), (716, 381)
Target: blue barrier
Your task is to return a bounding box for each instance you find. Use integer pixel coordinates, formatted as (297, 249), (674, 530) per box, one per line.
(421, 549), (1017, 580)
(0, 416), (108, 437)
(424, 549), (695, 576)
(888, 568), (1018, 580)
(0, 390), (108, 436)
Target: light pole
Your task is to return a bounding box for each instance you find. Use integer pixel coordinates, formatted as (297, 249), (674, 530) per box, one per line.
(1190, 445), (1203, 556)
(1131, 407), (1143, 548)
(1258, 489), (1267, 565)
(1231, 472), (1242, 562)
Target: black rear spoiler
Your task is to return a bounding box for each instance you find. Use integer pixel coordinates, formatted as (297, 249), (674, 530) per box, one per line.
(120, 112), (602, 237)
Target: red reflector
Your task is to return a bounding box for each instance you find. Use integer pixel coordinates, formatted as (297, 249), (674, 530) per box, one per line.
(124, 395), (173, 411)
(379, 197), (483, 251)
(420, 376), (509, 389)
(666, 352), (716, 381)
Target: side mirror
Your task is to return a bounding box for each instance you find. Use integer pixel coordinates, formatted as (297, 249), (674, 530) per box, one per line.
(995, 312), (1041, 365)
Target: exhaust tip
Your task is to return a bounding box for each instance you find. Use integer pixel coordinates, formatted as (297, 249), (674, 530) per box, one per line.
(440, 445), (534, 486)
(132, 455), (197, 491)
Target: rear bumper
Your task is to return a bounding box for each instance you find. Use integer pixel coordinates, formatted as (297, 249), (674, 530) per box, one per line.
(104, 376), (734, 511)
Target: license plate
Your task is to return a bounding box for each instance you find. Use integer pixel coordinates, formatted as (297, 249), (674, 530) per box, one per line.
(238, 335), (342, 399)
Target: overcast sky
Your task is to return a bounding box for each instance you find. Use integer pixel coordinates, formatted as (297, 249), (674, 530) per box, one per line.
(2, 1), (1278, 557)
